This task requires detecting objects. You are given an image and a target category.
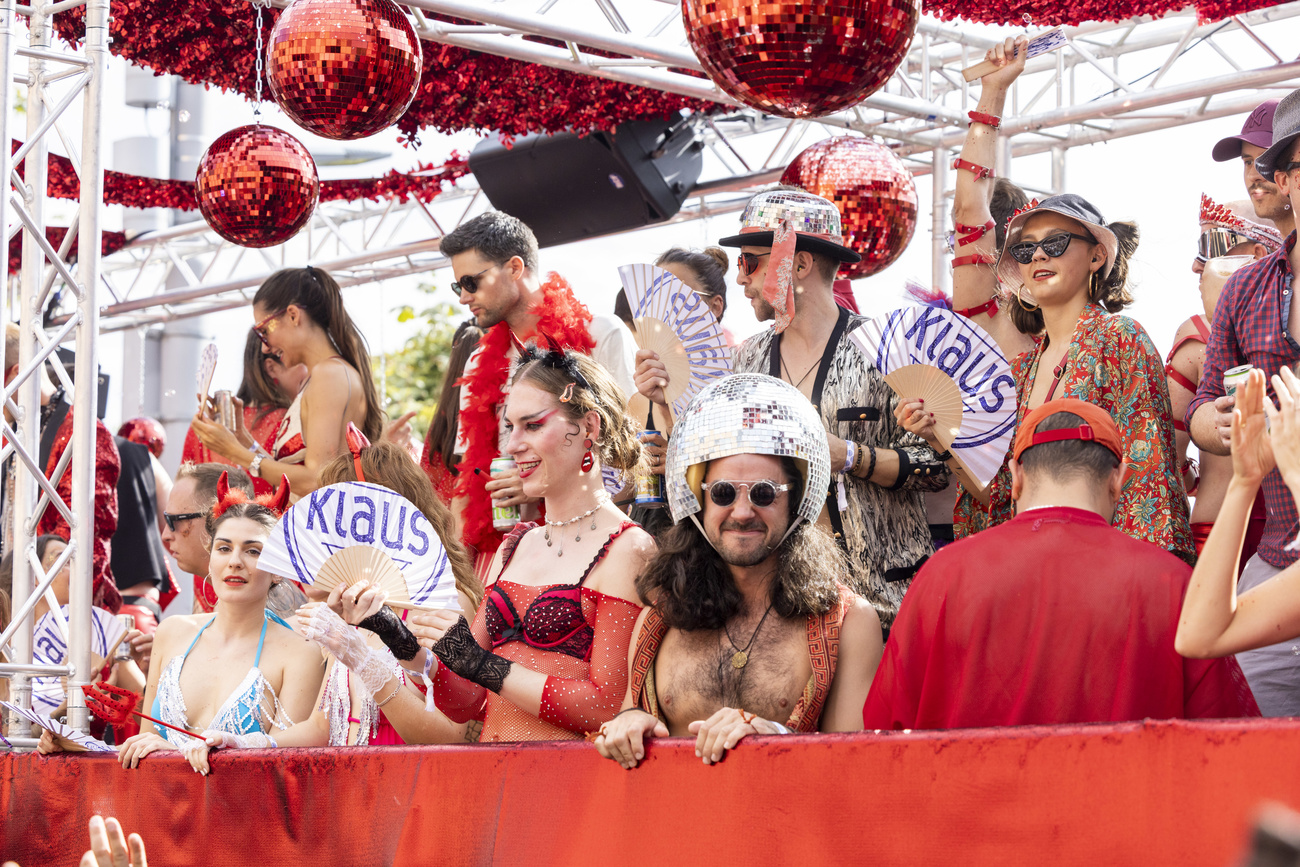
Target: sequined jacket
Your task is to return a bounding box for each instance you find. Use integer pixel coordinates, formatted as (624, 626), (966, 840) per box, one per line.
(734, 308), (948, 631)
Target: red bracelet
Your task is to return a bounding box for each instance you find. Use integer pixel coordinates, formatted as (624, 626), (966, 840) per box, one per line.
(968, 110), (1001, 128)
(956, 297), (999, 318)
(951, 251), (997, 268)
(954, 219), (995, 246)
(953, 158), (995, 179)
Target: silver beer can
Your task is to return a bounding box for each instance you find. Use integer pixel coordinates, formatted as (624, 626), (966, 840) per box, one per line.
(214, 389), (236, 429)
(490, 456), (521, 531)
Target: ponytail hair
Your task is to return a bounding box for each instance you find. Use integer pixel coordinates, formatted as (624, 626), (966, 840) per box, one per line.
(1009, 220), (1139, 335)
(253, 267), (384, 441)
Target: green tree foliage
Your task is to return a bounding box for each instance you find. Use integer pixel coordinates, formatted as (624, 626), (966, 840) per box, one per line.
(375, 284), (464, 437)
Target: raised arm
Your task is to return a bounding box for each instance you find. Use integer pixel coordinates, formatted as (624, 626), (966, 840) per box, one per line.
(951, 36), (1031, 360)
(1176, 370), (1300, 658)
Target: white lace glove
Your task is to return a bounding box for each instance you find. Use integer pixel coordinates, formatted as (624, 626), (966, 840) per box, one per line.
(301, 603), (398, 697)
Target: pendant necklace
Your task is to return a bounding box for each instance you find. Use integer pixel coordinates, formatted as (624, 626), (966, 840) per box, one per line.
(544, 492), (609, 557)
(723, 601), (775, 670)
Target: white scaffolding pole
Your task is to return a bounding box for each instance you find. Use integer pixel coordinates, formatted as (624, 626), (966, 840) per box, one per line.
(0, 0), (109, 745)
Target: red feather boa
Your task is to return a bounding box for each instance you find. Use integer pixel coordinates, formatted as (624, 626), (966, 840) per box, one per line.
(454, 274), (596, 555)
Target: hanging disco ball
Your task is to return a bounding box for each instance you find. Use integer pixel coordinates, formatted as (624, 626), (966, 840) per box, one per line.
(684, 0), (919, 119)
(267, 0), (423, 140)
(781, 137), (917, 279)
(195, 125), (319, 248)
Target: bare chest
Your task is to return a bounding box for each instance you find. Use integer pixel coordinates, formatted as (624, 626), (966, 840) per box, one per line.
(175, 643), (274, 730)
(654, 618), (811, 735)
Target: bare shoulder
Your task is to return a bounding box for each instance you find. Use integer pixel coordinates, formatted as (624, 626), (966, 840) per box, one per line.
(151, 614), (206, 665)
(1171, 316), (1204, 344)
(305, 359), (355, 394)
(840, 594), (883, 647)
(588, 525), (656, 604)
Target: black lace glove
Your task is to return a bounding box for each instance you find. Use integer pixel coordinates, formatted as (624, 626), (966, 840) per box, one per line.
(358, 606), (421, 661)
(430, 616), (513, 694)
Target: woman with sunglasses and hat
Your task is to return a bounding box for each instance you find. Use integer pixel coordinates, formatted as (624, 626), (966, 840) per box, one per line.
(191, 267), (382, 499)
(952, 192), (1194, 562)
(403, 345), (655, 743)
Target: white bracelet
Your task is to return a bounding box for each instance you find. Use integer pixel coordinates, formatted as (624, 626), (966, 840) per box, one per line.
(249, 452), (264, 478)
(769, 721), (791, 734)
(842, 441), (856, 475)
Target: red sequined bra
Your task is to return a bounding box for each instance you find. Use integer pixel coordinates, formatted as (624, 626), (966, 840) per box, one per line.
(484, 520), (636, 662)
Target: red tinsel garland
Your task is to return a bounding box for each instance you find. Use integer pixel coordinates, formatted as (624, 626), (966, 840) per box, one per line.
(15, 140), (469, 210)
(453, 274), (596, 555)
(926, 0), (1270, 26)
(51, 0), (707, 139)
(7, 226), (128, 273)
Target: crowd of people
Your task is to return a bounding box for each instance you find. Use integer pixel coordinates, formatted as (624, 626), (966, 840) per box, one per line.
(9, 36), (1300, 775)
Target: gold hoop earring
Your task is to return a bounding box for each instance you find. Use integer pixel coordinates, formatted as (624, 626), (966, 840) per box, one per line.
(1014, 283), (1040, 313)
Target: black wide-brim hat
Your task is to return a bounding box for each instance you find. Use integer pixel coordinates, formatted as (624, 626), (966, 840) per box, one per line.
(717, 190), (862, 264)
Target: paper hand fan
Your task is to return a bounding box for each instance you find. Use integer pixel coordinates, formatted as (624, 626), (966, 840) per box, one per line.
(1, 700), (117, 752)
(619, 263), (731, 419)
(258, 482), (458, 609)
(196, 342), (218, 409)
(962, 28), (1067, 81)
(313, 546), (421, 610)
(849, 306), (1017, 489)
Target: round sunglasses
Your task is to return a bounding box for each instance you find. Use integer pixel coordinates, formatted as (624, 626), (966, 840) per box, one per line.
(701, 479), (791, 508)
(1007, 232), (1096, 265)
(450, 263), (501, 295)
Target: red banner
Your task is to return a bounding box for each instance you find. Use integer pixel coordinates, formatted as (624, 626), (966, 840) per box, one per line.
(4, 719), (1300, 865)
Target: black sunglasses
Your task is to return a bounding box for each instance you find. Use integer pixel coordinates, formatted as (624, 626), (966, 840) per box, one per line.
(737, 252), (771, 276)
(450, 263), (502, 295)
(1007, 232), (1096, 265)
(1196, 228), (1253, 264)
(701, 479), (791, 509)
(163, 511), (204, 532)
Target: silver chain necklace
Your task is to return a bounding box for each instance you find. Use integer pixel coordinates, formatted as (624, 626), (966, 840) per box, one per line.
(544, 493), (610, 557)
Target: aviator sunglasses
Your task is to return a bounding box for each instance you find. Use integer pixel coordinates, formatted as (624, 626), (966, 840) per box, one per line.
(1196, 228), (1253, 264)
(1007, 232), (1096, 265)
(450, 263), (502, 295)
(701, 479), (791, 508)
(737, 252), (771, 276)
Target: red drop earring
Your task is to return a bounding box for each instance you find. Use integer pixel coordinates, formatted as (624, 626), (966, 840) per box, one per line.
(581, 438), (595, 473)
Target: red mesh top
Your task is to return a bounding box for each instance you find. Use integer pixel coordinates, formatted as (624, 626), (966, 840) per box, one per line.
(434, 522), (643, 742)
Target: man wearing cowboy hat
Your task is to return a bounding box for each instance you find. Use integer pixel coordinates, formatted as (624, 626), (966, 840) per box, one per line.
(594, 375), (881, 769)
(1189, 88), (1300, 715)
(636, 188), (948, 632)
(865, 399), (1258, 730)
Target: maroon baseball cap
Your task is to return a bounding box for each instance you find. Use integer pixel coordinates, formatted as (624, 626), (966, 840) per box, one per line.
(1213, 99), (1280, 161)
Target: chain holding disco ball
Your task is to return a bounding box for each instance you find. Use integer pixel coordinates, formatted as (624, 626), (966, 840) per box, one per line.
(781, 137), (918, 279)
(267, 0), (423, 140)
(194, 0), (319, 248)
(684, 0), (920, 119)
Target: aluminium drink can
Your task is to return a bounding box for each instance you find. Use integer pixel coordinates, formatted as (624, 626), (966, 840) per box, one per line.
(635, 431), (666, 508)
(490, 456), (521, 531)
(115, 614), (135, 661)
(214, 389), (236, 429)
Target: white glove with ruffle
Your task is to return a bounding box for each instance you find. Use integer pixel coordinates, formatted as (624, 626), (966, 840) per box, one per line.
(300, 602), (398, 696)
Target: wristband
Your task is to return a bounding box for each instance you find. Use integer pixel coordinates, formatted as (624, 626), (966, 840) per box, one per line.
(842, 441), (856, 475)
(952, 158), (994, 179)
(374, 676), (404, 708)
(956, 297), (999, 318)
(968, 110), (1001, 128)
(850, 441), (866, 476)
(951, 252), (997, 269)
(934, 449), (954, 462)
(248, 452), (264, 478)
(769, 721), (792, 734)
(359, 606), (421, 661)
(865, 446), (878, 482)
(954, 219), (995, 246)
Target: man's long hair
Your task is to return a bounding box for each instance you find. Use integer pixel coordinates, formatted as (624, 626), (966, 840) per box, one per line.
(636, 456), (845, 630)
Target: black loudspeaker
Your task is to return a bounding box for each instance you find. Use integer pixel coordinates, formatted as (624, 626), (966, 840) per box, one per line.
(469, 119), (705, 248)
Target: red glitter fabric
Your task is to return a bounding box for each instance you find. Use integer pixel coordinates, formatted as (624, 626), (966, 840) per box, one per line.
(452, 274), (595, 556)
(6, 225), (127, 275)
(37, 413), (122, 613)
(267, 0), (422, 140)
(180, 404), (287, 498)
(782, 137), (918, 280)
(432, 528), (643, 741)
(684, 0), (920, 118)
(195, 125), (319, 248)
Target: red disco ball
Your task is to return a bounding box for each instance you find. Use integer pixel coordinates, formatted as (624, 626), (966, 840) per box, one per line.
(117, 416), (167, 459)
(195, 125), (319, 248)
(683, 0), (919, 119)
(782, 136), (917, 279)
(267, 0), (423, 140)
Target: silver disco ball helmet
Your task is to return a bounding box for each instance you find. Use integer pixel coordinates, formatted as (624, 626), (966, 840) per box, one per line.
(665, 373), (829, 537)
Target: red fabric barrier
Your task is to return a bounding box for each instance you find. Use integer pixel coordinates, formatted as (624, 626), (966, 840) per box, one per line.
(5, 719), (1300, 865)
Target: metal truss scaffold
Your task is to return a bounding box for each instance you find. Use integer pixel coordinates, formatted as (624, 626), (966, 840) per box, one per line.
(0, 0), (109, 743)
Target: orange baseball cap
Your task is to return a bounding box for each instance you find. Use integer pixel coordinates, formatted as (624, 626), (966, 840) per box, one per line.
(1012, 398), (1124, 462)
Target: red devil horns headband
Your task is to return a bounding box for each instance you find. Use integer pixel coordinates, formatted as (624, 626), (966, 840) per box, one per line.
(346, 422), (371, 482)
(211, 470), (292, 521)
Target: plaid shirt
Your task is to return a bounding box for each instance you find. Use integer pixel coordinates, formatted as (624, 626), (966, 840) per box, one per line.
(1189, 233), (1300, 568)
